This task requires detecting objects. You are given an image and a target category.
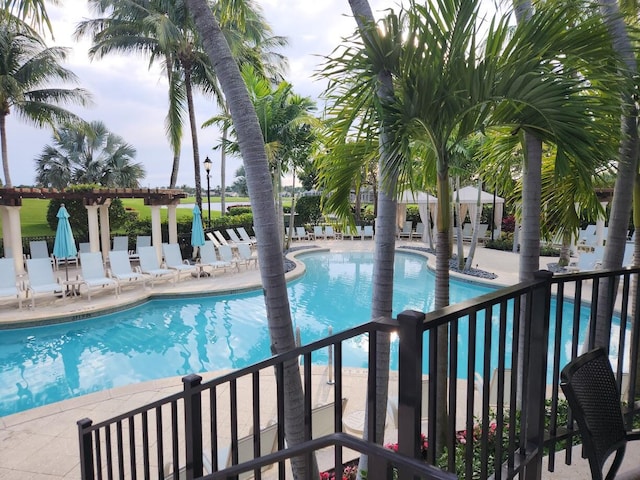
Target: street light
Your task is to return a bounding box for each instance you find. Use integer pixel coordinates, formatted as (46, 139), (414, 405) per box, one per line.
(203, 156), (212, 228)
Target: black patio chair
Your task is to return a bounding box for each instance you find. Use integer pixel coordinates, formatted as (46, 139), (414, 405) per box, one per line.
(560, 348), (640, 480)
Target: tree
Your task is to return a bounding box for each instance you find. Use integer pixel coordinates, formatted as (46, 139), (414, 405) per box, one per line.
(0, 20), (91, 187)
(231, 165), (248, 196)
(35, 120), (145, 189)
(184, 1), (312, 477)
(2, 0), (58, 36)
(206, 65), (317, 249)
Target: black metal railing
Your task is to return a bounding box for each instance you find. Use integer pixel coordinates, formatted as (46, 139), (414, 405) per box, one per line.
(77, 266), (640, 480)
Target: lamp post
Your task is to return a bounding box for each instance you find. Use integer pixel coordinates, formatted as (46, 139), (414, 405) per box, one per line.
(203, 156), (212, 228)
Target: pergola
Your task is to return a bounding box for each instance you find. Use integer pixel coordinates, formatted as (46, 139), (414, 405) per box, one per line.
(0, 187), (188, 274)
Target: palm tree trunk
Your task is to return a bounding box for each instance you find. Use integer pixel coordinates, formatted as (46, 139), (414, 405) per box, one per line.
(349, 1), (394, 477)
(594, 0), (639, 348)
(185, 70), (203, 212)
(184, 2), (312, 478)
(0, 113), (12, 187)
(221, 122), (228, 216)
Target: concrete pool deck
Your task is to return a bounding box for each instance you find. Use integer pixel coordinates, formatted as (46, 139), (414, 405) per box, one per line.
(1, 240), (637, 479)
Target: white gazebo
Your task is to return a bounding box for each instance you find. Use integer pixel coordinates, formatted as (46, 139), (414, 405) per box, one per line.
(453, 186), (504, 237)
(398, 190), (438, 242)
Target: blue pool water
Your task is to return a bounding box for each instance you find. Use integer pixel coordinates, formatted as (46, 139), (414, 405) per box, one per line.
(0, 251), (598, 417)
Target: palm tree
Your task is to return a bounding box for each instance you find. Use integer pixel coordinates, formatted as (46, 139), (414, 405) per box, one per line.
(2, 0), (58, 36)
(75, 0), (287, 206)
(184, 1), (312, 478)
(0, 20), (91, 187)
(205, 65), (317, 249)
(35, 120), (145, 189)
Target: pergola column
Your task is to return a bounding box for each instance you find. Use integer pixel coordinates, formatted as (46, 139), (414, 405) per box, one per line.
(85, 205), (100, 253)
(1, 205), (25, 274)
(99, 202), (112, 262)
(167, 204), (178, 244)
(150, 205), (163, 262)
(595, 201), (608, 247)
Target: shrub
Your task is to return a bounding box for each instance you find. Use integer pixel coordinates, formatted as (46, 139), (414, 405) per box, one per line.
(296, 195), (322, 225)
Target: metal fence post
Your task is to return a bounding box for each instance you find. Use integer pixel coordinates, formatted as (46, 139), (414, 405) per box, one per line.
(183, 374), (203, 479)
(396, 310), (425, 467)
(524, 271), (553, 480)
(77, 417), (94, 480)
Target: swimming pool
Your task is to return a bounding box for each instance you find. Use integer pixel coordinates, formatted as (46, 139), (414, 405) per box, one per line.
(0, 250), (599, 417)
(0, 250), (492, 416)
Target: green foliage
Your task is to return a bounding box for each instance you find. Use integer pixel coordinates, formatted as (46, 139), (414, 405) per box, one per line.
(211, 213), (254, 232)
(405, 206), (421, 227)
(45, 186), (127, 239)
(227, 206), (252, 215)
(295, 195), (322, 225)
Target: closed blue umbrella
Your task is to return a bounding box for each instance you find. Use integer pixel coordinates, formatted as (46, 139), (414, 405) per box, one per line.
(191, 205), (206, 257)
(53, 204), (78, 281)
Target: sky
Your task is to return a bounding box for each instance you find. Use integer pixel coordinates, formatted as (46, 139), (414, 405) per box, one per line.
(5, 0), (392, 189)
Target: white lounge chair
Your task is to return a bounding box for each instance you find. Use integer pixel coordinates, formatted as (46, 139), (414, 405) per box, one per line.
(236, 243), (258, 269)
(217, 423), (279, 480)
(386, 380), (429, 431)
(236, 226), (257, 245)
(347, 225), (362, 240)
(206, 231), (223, 248)
(138, 246), (176, 286)
(25, 257), (65, 308)
(197, 241), (231, 276)
(397, 221), (413, 239)
(325, 225), (338, 239)
(29, 240), (59, 269)
(112, 236), (129, 252)
(129, 235), (151, 261)
(78, 242), (92, 254)
(108, 250), (148, 289)
(214, 230), (231, 247)
(78, 252), (119, 300)
(162, 243), (198, 279)
(295, 226), (309, 241)
(312, 226), (325, 240)
(218, 244), (240, 272)
(362, 225), (374, 240)
(0, 257), (23, 308)
(226, 228), (251, 246)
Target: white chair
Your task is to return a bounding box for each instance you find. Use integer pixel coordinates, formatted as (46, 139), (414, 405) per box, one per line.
(236, 243), (258, 269)
(218, 244), (240, 272)
(138, 246), (176, 286)
(214, 230), (231, 247)
(325, 225), (337, 239)
(130, 235), (151, 261)
(0, 257), (23, 308)
(25, 258), (64, 308)
(206, 231), (223, 248)
(226, 228), (251, 246)
(312, 226), (325, 240)
(78, 252), (119, 300)
(112, 236), (129, 252)
(295, 226), (309, 241)
(78, 242), (92, 254)
(347, 225), (363, 240)
(236, 226), (257, 245)
(397, 221), (413, 239)
(362, 225), (374, 240)
(386, 380), (429, 431)
(162, 243), (198, 279)
(108, 250), (148, 289)
(217, 423), (279, 480)
(197, 241), (231, 276)
(29, 240), (58, 269)
(461, 223), (474, 242)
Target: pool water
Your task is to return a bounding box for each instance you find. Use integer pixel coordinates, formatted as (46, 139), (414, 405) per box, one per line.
(0, 251), (598, 417)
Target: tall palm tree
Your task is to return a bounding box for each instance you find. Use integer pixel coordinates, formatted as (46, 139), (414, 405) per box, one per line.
(184, 1), (312, 478)
(35, 120), (145, 189)
(0, 20), (91, 187)
(593, 0), (639, 348)
(206, 65), (317, 249)
(75, 0), (287, 203)
(2, 0), (58, 36)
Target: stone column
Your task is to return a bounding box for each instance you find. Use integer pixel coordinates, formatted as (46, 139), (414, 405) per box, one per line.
(150, 205), (163, 262)
(167, 204), (178, 244)
(85, 205), (100, 253)
(99, 202), (112, 262)
(1, 205), (25, 274)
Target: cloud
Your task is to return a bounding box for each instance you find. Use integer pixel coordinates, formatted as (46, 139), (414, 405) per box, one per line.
(5, 0), (393, 188)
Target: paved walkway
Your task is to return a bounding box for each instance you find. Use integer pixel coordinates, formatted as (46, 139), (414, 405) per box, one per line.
(1, 240), (637, 479)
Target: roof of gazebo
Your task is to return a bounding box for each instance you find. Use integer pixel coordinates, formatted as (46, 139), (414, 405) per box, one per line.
(0, 187), (188, 207)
